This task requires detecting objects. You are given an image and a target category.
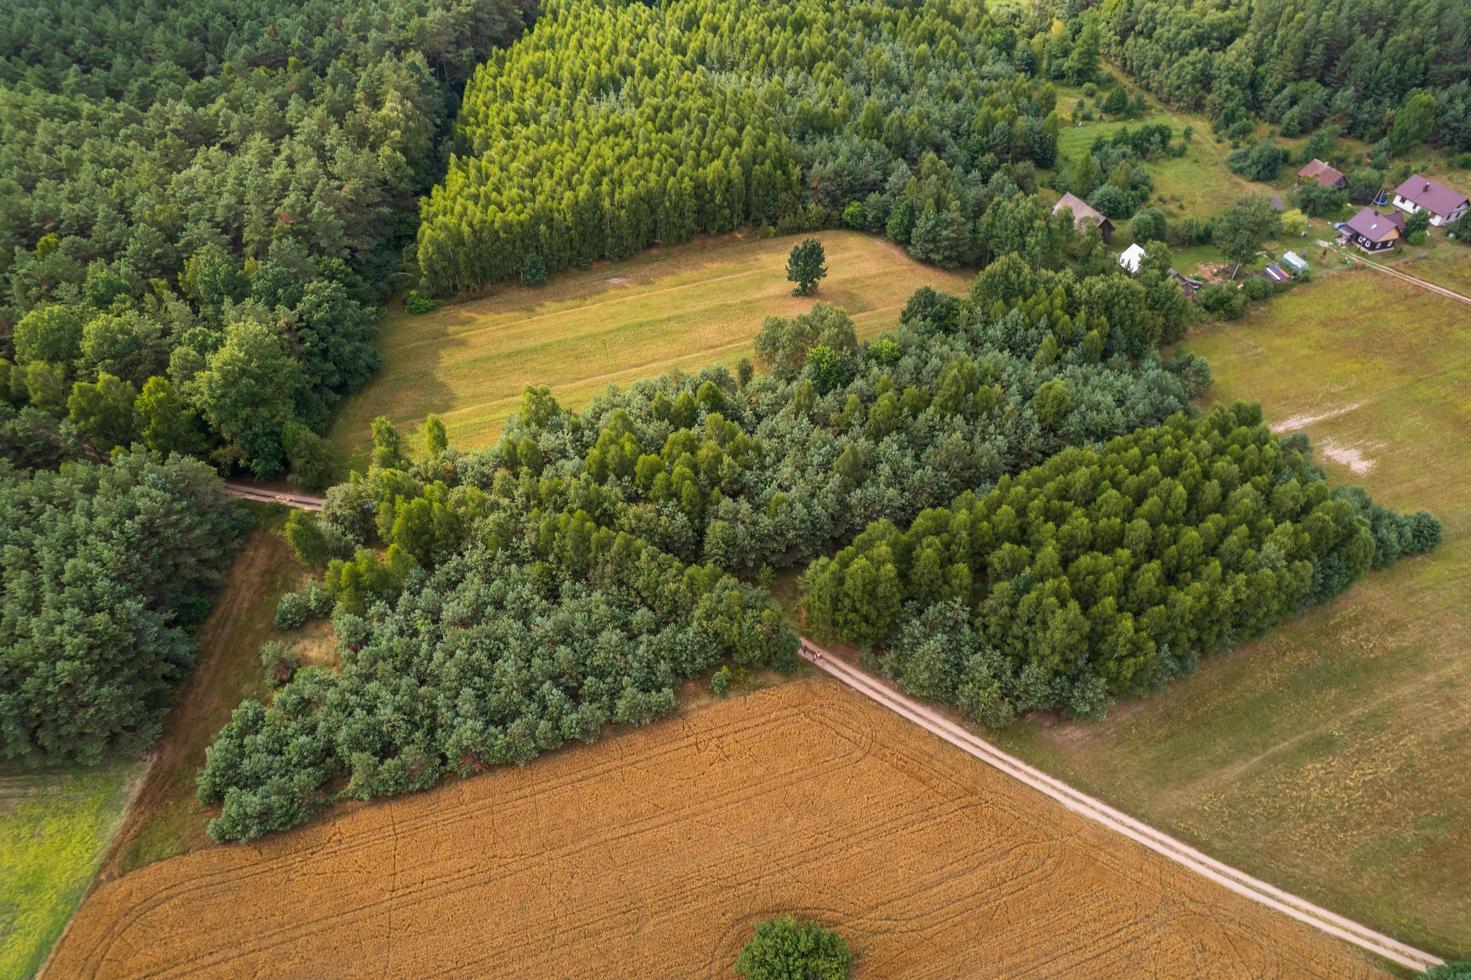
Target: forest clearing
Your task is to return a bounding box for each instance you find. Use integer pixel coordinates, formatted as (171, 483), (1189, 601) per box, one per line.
(1001, 272), (1471, 955)
(49, 679), (1384, 978)
(327, 231), (971, 460)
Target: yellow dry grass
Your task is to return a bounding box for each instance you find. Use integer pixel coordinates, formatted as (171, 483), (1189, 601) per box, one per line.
(328, 231), (973, 461)
(50, 679), (1382, 978)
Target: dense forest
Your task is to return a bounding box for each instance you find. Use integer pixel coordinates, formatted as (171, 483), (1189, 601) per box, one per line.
(201, 254), (1208, 839)
(0, 452), (246, 765)
(416, 0), (1084, 294)
(1050, 0), (1471, 153)
(0, 0), (529, 771)
(801, 406), (1439, 721)
(0, 0), (529, 477)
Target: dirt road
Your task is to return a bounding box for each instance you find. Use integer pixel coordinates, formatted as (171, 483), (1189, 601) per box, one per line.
(797, 640), (1444, 973)
(222, 482), (324, 511)
(1330, 246), (1471, 307)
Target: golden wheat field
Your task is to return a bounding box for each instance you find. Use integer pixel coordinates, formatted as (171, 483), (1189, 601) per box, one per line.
(49, 678), (1383, 978)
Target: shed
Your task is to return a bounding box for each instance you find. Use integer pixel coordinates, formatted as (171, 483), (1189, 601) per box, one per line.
(1281, 251), (1309, 274)
(1263, 263), (1290, 284)
(1117, 242), (1147, 274)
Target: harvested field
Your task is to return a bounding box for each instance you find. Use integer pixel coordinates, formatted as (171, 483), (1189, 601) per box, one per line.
(51, 679), (1381, 978)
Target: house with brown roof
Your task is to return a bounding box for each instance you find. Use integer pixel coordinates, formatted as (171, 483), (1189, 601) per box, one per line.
(1391, 175), (1470, 227)
(1298, 159), (1347, 190)
(1341, 207), (1405, 253)
(1052, 192), (1114, 240)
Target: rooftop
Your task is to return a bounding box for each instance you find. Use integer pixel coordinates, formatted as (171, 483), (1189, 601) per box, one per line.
(1344, 207), (1403, 242)
(1393, 175), (1469, 217)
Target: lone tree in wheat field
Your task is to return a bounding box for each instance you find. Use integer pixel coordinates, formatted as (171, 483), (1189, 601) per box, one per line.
(787, 238), (827, 295)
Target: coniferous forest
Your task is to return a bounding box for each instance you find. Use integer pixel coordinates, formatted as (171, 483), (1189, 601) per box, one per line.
(415, 0), (1071, 294)
(1046, 0), (1471, 152)
(0, 0), (1450, 863)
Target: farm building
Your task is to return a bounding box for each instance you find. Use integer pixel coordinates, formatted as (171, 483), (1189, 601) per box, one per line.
(1391, 175), (1469, 227)
(1052, 192), (1114, 240)
(1281, 251), (1309, 274)
(1341, 208), (1405, 253)
(1117, 242), (1146, 273)
(1297, 159), (1347, 190)
(1168, 269), (1203, 301)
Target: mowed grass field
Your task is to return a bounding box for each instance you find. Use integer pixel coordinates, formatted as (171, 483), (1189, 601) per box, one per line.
(0, 763), (143, 979)
(50, 678), (1382, 978)
(1001, 272), (1471, 956)
(328, 231), (972, 461)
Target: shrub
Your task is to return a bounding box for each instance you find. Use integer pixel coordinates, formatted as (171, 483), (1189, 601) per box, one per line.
(404, 290), (440, 315)
(1199, 283), (1247, 319)
(259, 640), (301, 687)
(710, 666), (732, 697)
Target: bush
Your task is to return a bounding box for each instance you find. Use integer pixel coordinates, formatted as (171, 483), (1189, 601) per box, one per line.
(1130, 207), (1167, 243)
(1199, 283), (1247, 319)
(840, 201), (865, 229)
(1227, 139), (1286, 181)
(274, 580), (333, 631)
(259, 640), (301, 687)
(404, 290), (440, 315)
(710, 665), (732, 697)
(736, 917), (852, 980)
(1242, 277), (1273, 301)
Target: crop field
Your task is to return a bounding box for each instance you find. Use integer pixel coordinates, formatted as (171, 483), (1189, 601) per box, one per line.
(1002, 272), (1471, 956)
(328, 231), (972, 461)
(51, 679), (1380, 978)
(0, 764), (143, 979)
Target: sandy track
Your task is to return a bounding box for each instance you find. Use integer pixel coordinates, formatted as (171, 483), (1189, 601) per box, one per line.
(798, 641), (1442, 973)
(221, 482), (324, 511)
(50, 679), (1384, 978)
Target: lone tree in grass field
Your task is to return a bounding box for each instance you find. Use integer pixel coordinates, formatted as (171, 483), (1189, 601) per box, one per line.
(787, 237), (827, 295)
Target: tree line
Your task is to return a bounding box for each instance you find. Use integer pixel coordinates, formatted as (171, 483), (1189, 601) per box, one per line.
(801, 405), (1440, 723)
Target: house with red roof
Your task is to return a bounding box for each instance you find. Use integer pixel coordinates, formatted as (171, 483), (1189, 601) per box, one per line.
(1297, 159), (1347, 190)
(1391, 175), (1469, 227)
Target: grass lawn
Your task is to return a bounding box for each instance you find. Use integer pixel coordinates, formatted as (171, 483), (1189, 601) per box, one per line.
(0, 763), (144, 979)
(99, 509), (317, 882)
(1369, 234), (1471, 297)
(328, 230), (973, 462)
(998, 271), (1471, 957)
